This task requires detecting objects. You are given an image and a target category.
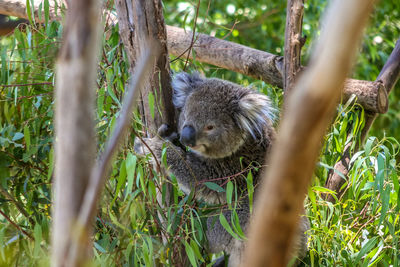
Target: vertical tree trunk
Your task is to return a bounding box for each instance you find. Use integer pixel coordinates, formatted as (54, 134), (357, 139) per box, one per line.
(244, 0), (375, 266)
(283, 0), (304, 98)
(116, 0), (176, 135)
(52, 0), (102, 266)
(116, 0), (184, 265)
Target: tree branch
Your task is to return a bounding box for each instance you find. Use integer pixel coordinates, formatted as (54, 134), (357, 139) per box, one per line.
(0, 0), (388, 114)
(244, 0), (376, 265)
(52, 0), (102, 265)
(116, 0), (176, 135)
(0, 209), (34, 240)
(115, 1), (179, 260)
(0, 186), (34, 225)
(283, 0), (304, 96)
(324, 38), (400, 202)
(67, 45), (159, 267)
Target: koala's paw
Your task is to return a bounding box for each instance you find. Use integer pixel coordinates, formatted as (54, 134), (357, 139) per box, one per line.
(157, 124), (179, 142)
(134, 136), (164, 158)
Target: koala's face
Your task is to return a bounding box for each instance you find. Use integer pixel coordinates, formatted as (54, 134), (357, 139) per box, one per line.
(172, 72), (275, 159)
(179, 89), (246, 158)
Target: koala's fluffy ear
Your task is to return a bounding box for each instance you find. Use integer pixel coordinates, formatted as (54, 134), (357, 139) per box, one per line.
(171, 72), (203, 109)
(236, 91), (276, 139)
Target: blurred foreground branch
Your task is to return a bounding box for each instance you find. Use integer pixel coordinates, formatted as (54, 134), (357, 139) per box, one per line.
(244, 0), (376, 265)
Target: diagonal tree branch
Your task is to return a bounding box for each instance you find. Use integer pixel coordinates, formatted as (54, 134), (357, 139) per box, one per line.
(52, 0), (102, 265)
(325, 38), (400, 202)
(244, 0), (376, 265)
(0, 186), (34, 225)
(67, 45), (159, 267)
(0, 209), (34, 240)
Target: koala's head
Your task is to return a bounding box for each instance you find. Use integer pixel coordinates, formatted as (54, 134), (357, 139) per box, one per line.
(172, 72), (275, 159)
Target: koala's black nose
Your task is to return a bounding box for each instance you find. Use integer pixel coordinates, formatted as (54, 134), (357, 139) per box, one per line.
(180, 125), (196, 147)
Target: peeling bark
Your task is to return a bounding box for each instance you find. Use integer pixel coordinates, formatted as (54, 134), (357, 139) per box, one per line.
(283, 0), (304, 96)
(116, 0), (176, 136)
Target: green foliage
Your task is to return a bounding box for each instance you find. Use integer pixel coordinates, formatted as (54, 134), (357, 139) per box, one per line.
(0, 0), (399, 266)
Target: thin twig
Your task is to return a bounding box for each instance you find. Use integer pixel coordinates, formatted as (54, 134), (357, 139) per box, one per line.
(0, 209), (34, 240)
(183, 0), (200, 70)
(0, 187), (35, 225)
(0, 82), (53, 88)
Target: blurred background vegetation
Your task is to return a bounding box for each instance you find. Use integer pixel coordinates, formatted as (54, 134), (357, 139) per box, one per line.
(0, 0), (399, 266)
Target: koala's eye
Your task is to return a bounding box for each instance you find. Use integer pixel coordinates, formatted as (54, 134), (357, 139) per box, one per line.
(205, 125), (214, 131)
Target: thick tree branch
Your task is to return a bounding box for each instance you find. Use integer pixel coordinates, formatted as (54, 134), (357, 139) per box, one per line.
(167, 25), (285, 88)
(244, 0), (375, 265)
(0, 14), (28, 36)
(0, 0), (66, 22)
(283, 0), (304, 96)
(325, 39), (400, 202)
(0, 0), (388, 114)
(167, 26), (387, 113)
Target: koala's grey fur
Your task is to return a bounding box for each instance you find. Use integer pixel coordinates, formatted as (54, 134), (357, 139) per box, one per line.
(135, 72), (309, 266)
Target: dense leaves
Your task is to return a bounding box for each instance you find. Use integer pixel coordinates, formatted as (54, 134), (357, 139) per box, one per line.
(0, 0), (399, 266)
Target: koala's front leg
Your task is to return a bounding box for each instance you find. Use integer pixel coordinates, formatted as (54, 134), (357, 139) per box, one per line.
(134, 136), (164, 161)
(134, 124), (184, 169)
(135, 126), (226, 204)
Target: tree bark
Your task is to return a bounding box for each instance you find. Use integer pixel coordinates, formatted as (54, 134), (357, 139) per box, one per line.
(116, 0), (182, 265)
(0, 0), (66, 22)
(0, 14), (28, 36)
(68, 46), (158, 267)
(244, 0), (375, 266)
(167, 25), (284, 88)
(0, 0), (388, 114)
(167, 26), (387, 113)
(52, 0), (102, 266)
(116, 0), (176, 136)
(324, 39), (400, 202)
(283, 0), (304, 97)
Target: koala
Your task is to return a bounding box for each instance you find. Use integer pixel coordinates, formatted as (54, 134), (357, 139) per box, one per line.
(135, 72), (309, 266)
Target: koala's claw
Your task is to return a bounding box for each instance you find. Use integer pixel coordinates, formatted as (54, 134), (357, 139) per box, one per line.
(157, 124), (181, 145)
(157, 124), (170, 137)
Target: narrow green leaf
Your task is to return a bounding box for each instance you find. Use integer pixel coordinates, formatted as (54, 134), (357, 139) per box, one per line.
(219, 213), (240, 240)
(94, 242), (107, 253)
(231, 210), (246, 239)
(184, 240), (197, 267)
(226, 181), (233, 208)
(125, 153), (137, 198)
(355, 237), (378, 262)
(246, 171), (254, 213)
(378, 186), (390, 226)
(148, 92), (155, 119)
(111, 160), (127, 207)
(12, 132), (24, 141)
(44, 0), (49, 25)
(33, 224), (42, 257)
(24, 125), (30, 150)
(204, 182), (225, 193)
